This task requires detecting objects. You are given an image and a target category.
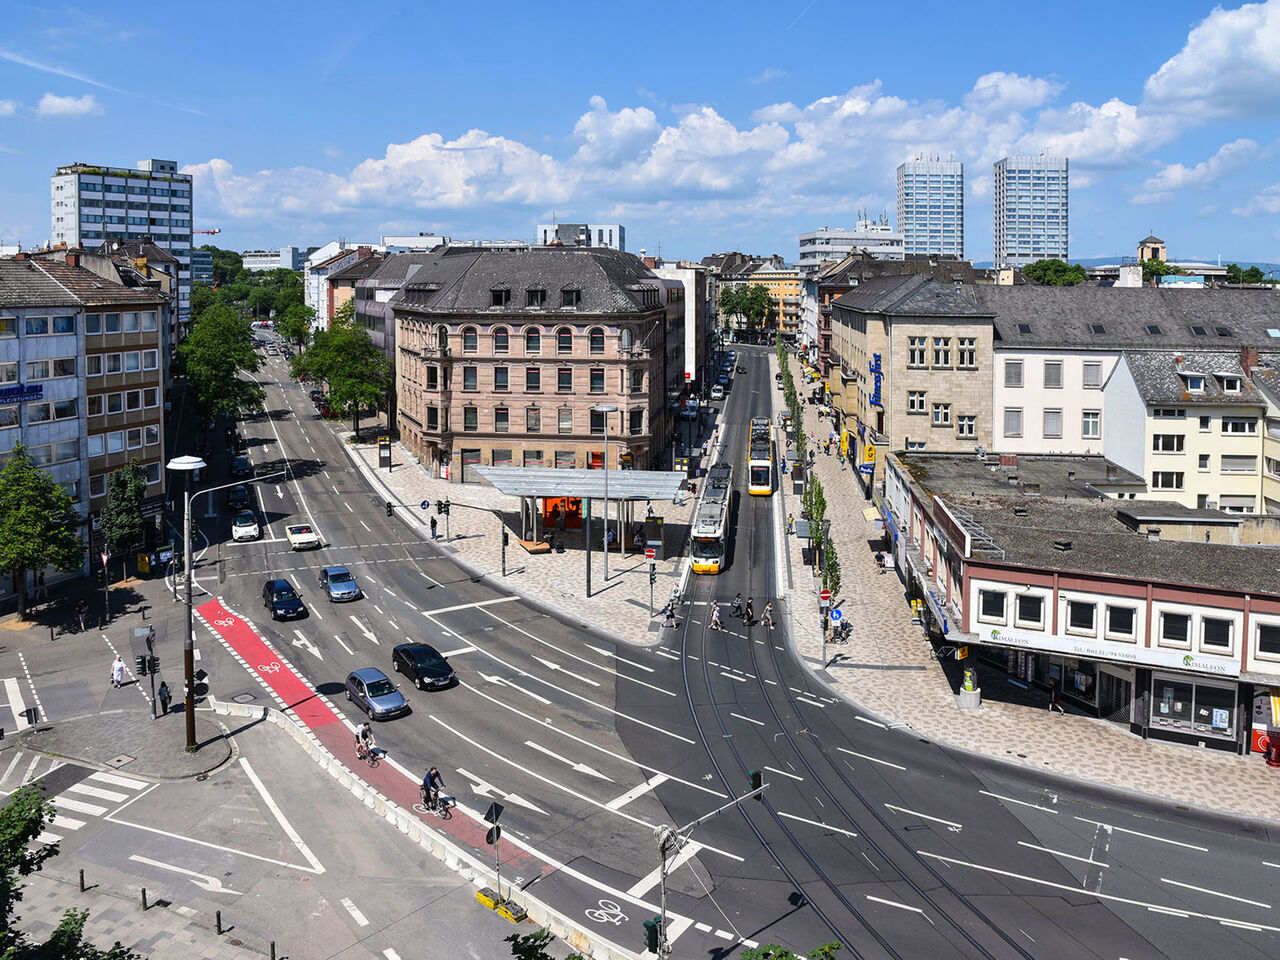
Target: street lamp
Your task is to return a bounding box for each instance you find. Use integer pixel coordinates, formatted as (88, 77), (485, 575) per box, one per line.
(593, 404), (619, 581)
(167, 454), (206, 751)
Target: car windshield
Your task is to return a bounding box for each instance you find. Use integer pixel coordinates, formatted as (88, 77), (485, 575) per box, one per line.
(272, 586), (297, 601)
(292, 526), (313, 535)
(366, 678), (395, 697)
(236, 512), (255, 524)
(328, 571), (353, 584)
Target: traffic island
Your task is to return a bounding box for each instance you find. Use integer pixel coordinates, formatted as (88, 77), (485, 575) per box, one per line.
(16, 710), (233, 779)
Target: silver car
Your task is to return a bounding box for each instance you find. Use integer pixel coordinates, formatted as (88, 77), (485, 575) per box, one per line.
(318, 565), (362, 602)
(345, 667), (409, 720)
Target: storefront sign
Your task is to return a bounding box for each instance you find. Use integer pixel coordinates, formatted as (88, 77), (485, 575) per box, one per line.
(868, 354), (884, 409)
(0, 383), (43, 405)
(863, 442), (876, 464)
(983, 625), (1241, 678)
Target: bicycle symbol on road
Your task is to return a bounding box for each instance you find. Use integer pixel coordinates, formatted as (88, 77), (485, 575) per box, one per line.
(258, 662), (281, 674)
(213, 618), (236, 627)
(585, 899), (628, 926)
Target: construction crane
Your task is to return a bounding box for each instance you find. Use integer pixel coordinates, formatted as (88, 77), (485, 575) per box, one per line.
(194, 227), (221, 235)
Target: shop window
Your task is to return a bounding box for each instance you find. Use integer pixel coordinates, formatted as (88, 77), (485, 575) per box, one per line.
(1105, 606), (1136, 639)
(1015, 594), (1043, 628)
(1257, 623), (1280, 658)
(1066, 600), (1095, 634)
(978, 589), (1006, 623)
(1201, 617), (1232, 650)
(1152, 676), (1194, 731)
(1192, 683), (1236, 737)
(1160, 612), (1190, 646)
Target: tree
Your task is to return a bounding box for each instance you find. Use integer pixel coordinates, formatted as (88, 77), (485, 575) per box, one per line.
(0, 445), (84, 619)
(201, 244), (244, 287)
(823, 540), (841, 597)
(744, 284), (775, 331)
(1, 784), (141, 959)
(718, 284), (747, 335)
(743, 945), (842, 960)
(1140, 258), (1181, 284)
(99, 461), (148, 591)
(189, 283), (216, 320)
(178, 303), (265, 418)
(293, 301), (392, 439)
(276, 303), (315, 349)
(1242, 265), (1268, 284)
(1022, 259), (1087, 286)
(246, 285), (276, 319)
(505, 927), (585, 960)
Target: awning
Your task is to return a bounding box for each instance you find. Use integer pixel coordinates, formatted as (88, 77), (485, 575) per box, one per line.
(473, 465), (687, 501)
(862, 506), (879, 523)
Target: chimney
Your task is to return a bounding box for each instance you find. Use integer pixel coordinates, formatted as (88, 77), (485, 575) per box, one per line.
(1106, 463), (1117, 479)
(1052, 539), (1073, 551)
(66, 252), (79, 268)
(643, 256), (657, 269)
(1241, 345), (1259, 373)
(999, 454), (1018, 468)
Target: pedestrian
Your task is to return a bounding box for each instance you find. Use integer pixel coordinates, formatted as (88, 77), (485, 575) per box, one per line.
(710, 606), (723, 631)
(110, 655), (125, 688)
(36, 571), (46, 601)
(662, 602), (677, 628)
(430, 516), (438, 539)
(1047, 678), (1065, 715)
(787, 513), (795, 535)
(77, 598), (88, 632)
(763, 601), (774, 629)
(744, 597), (754, 626)
(731, 593), (743, 618)
(157, 681), (171, 715)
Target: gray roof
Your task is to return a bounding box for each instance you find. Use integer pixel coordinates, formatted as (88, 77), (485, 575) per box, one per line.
(1251, 360), (1280, 406)
(327, 255), (385, 282)
(0, 257), (80, 307)
(1120, 351), (1266, 407)
(832, 274), (995, 318)
(363, 252), (441, 286)
(896, 452), (1146, 498)
(391, 246), (663, 315)
(1114, 501), (1243, 525)
(975, 285), (1280, 349)
(473, 466), (687, 500)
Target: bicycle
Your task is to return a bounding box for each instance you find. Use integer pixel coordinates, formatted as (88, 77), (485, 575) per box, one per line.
(355, 740), (379, 767)
(419, 786), (451, 819)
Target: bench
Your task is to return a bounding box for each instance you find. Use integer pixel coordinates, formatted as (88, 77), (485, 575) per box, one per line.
(519, 538), (552, 555)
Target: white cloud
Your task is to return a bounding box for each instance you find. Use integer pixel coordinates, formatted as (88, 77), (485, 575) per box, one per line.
(1144, 0), (1280, 118)
(0, 99), (17, 117)
(969, 175), (991, 197)
(1141, 138), (1259, 193)
(571, 96), (660, 166)
(1130, 190), (1173, 205)
(1233, 183), (1280, 216)
(963, 71), (1064, 114)
(1199, 203), (1221, 215)
(1016, 98), (1172, 169)
(748, 67), (789, 85)
(34, 92), (101, 117)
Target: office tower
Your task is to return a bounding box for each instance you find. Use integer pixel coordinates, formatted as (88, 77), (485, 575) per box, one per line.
(992, 155), (1068, 268)
(896, 157), (964, 259)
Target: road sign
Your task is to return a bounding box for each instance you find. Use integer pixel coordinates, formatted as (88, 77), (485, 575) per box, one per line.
(859, 463), (874, 475)
(420, 500), (430, 511)
(100, 551), (108, 568)
(830, 608), (842, 622)
(956, 645), (968, 661)
(645, 547), (655, 561)
(819, 588), (832, 604)
(486, 825), (501, 845)
(484, 801), (504, 825)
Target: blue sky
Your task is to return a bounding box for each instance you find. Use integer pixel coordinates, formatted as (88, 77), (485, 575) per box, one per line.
(3, 1), (1280, 265)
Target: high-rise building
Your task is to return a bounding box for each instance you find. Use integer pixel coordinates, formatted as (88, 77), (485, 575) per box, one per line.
(50, 159), (193, 324)
(896, 157), (964, 259)
(797, 220), (903, 272)
(992, 155), (1068, 269)
(191, 249), (213, 286)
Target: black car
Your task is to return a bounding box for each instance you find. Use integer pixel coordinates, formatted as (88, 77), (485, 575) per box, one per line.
(227, 485), (250, 510)
(231, 455), (252, 477)
(775, 372), (784, 381)
(262, 578), (306, 620)
(737, 365), (746, 373)
(391, 643), (456, 691)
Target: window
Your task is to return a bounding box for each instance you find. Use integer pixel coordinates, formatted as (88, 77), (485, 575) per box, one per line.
(425, 406), (439, 430)
(1039, 408), (1061, 438)
(523, 449), (544, 467)
(558, 409), (573, 434)
(89, 474), (105, 498)
(620, 328), (635, 351)
(1016, 594), (1044, 628)
(931, 403), (951, 426)
(141, 311), (158, 332)
(87, 395), (103, 417)
(85, 313), (101, 334)
(1221, 376), (1241, 393)
(590, 368), (605, 393)
(490, 288), (510, 307)
(124, 352), (140, 373)
(589, 409), (606, 436)
(1266, 456), (1280, 478)
(1152, 434), (1184, 453)
(907, 391), (926, 413)
(104, 313), (121, 334)
(106, 353), (122, 374)
(27, 403), (51, 423)
(26, 360), (50, 380)
(1003, 408), (1023, 438)
(1144, 324), (1163, 336)
(0, 362), (14, 383)
(1215, 326), (1233, 337)
(25, 316), (49, 336)
(1199, 415), (1211, 432)
(1081, 411), (1100, 439)
(908, 337), (927, 367)
(0, 317), (15, 337)
(462, 327), (478, 352)
(1151, 471), (1184, 490)
(526, 289), (546, 308)
(126, 428), (142, 449)
(125, 390), (141, 411)
(87, 434), (105, 457)
(557, 368), (573, 392)
(107, 431), (124, 454)
(557, 328), (573, 353)
(1223, 417), (1258, 435)
(494, 407), (509, 433)
(463, 407), (478, 432)
(1066, 600), (1096, 634)
(978, 589), (1006, 622)
(526, 407), (541, 433)
(494, 367), (509, 392)
(1160, 612), (1190, 645)
(630, 369), (644, 393)
(1043, 361), (1063, 388)
(1016, 323), (1033, 335)
(526, 367), (541, 391)
(561, 289), (581, 307)
(1202, 617), (1232, 650)
(144, 424), (159, 445)
(554, 450), (575, 469)
(1198, 453), (1211, 472)
(1258, 623), (1280, 658)
(1088, 323), (1106, 335)
(956, 415), (976, 438)
(493, 328), (509, 354)
(1004, 360), (1023, 387)
(629, 409), (644, 435)
(107, 393), (123, 414)
(956, 337), (976, 367)
(1186, 375), (1204, 393)
(53, 315), (75, 334)
(142, 350), (158, 370)
(462, 367), (478, 391)
(123, 312), (140, 333)
(932, 337), (951, 367)
(1221, 455), (1257, 474)
(145, 462), (160, 485)
(589, 328), (605, 355)
(425, 366), (438, 390)
(1106, 606), (1136, 639)
(1153, 408), (1185, 419)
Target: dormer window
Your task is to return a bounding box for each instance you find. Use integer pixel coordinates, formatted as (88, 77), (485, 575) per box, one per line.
(526, 288), (546, 307)
(1186, 375), (1205, 393)
(561, 288), (581, 307)
(1016, 323), (1032, 335)
(491, 288), (510, 307)
(1222, 376), (1241, 393)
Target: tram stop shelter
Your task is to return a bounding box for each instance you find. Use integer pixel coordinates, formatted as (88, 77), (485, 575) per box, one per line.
(473, 465), (689, 560)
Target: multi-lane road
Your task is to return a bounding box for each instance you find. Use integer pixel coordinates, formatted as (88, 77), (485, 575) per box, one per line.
(185, 342), (1280, 958)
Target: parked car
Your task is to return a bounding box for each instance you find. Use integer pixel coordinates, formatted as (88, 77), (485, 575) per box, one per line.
(775, 372), (784, 382)
(231, 455), (252, 477)
(391, 643), (457, 691)
(710, 385), (724, 400)
(231, 510), (260, 542)
(318, 565), (362, 602)
(345, 667), (409, 720)
(227, 485), (250, 510)
(285, 523), (321, 550)
(309, 389), (326, 404)
(262, 578), (306, 620)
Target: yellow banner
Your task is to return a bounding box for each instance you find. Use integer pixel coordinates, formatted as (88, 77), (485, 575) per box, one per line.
(863, 442), (876, 463)
(840, 431), (849, 456)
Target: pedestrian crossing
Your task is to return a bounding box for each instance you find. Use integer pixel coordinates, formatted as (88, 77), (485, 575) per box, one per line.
(0, 750), (63, 795)
(37, 769), (150, 845)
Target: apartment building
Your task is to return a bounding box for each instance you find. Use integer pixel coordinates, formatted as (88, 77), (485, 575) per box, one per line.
(896, 158), (964, 259)
(303, 241), (379, 329)
(1254, 366), (1280, 513)
(649, 260), (710, 389)
(536, 222), (625, 252)
(992, 155), (1068, 269)
(798, 220), (904, 272)
(50, 159), (193, 324)
(242, 247), (307, 272)
(393, 246), (679, 481)
(747, 263), (804, 340)
(326, 254), (385, 324)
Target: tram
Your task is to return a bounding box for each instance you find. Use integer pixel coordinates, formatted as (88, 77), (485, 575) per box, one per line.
(691, 463), (732, 574)
(747, 417), (774, 496)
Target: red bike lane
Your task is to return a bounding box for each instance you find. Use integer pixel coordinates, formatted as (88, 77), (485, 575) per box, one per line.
(198, 597), (537, 870)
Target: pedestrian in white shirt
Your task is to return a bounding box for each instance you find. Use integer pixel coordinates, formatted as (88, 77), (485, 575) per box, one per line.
(110, 655), (126, 689)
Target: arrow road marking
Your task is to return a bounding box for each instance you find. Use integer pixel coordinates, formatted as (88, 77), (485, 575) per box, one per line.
(129, 854), (242, 895)
(525, 741), (613, 782)
(348, 615), (379, 645)
(456, 767), (548, 815)
(478, 672), (551, 705)
(291, 629), (323, 660)
(532, 655), (600, 687)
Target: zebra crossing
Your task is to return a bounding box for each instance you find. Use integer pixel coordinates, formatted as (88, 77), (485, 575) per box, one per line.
(0, 752), (149, 844)
(0, 749), (64, 795)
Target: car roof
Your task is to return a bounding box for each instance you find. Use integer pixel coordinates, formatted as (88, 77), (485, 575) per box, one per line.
(264, 578), (292, 589)
(235, 510), (256, 520)
(349, 666), (390, 682)
(321, 565), (350, 575)
(286, 523), (313, 532)
(394, 642), (443, 658)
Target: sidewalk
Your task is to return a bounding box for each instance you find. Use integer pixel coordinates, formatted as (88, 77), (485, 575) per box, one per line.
(772, 348), (1280, 823)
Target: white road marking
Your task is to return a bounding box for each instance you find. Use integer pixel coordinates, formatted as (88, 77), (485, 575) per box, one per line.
(836, 747), (906, 771)
(1017, 841), (1109, 867)
(2, 678), (28, 731)
(654, 648), (681, 661)
(239, 758), (324, 873)
(344, 503), (353, 513)
(795, 695), (826, 708)
(1160, 877), (1269, 909)
(885, 803), (962, 831)
(51, 812), (86, 830)
(777, 812), (858, 839)
(719, 671), (749, 683)
(88, 771), (146, 792)
(348, 615), (379, 645)
(764, 765), (803, 782)
(36, 830), (62, 844)
(421, 596), (519, 616)
(439, 645), (476, 657)
(854, 715), (886, 728)
(627, 839), (703, 897)
(980, 790), (1058, 814)
(290, 629), (323, 660)
(532, 655), (600, 687)
(360, 520), (371, 532)
(730, 712), (765, 727)
(342, 892), (372, 926)
(66, 782), (128, 803)
(54, 797), (108, 816)
(1265, 861), (1280, 870)
(586, 643), (657, 672)
(374, 605), (384, 615)
(478, 672), (552, 705)
(332, 485), (340, 496)
(606, 775), (670, 810)
(332, 634), (355, 656)
(1074, 816), (1208, 852)
(525, 741), (613, 781)
(383, 950), (402, 960)
(866, 895), (925, 915)
(129, 854), (242, 895)
(17, 653), (45, 725)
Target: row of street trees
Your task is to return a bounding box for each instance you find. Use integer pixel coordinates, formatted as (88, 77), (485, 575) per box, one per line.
(719, 283), (775, 341)
(291, 301), (393, 440)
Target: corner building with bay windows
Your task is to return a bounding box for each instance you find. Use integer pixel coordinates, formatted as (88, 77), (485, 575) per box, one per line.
(392, 246), (683, 481)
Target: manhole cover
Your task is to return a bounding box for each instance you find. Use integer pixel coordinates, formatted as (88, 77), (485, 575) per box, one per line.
(232, 693), (256, 704)
(106, 754), (135, 768)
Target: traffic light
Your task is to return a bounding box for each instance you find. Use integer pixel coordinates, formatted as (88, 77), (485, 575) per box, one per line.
(502, 530), (509, 546)
(443, 499), (451, 516)
(134, 655), (147, 676)
(148, 656), (160, 674)
(643, 916), (661, 953)
(386, 501), (394, 517)
(649, 569), (657, 585)
(749, 769), (762, 799)
(436, 500), (444, 515)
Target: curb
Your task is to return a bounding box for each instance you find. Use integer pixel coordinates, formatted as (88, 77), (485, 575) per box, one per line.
(210, 697), (637, 960)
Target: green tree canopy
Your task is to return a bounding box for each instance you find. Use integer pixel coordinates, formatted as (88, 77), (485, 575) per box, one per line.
(246, 285), (276, 319)
(178, 303), (265, 418)
(744, 284), (775, 328)
(201, 244), (243, 287)
(293, 301), (392, 438)
(1140, 258), (1183, 284)
(99, 460), (148, 557)
(0, 445), (84, 618)
(744, 943), (842, 960)
(189, 283), (216, 320)
(1242, 265), (1270, 284)
(718, 284), (747, 324)
(1022, 259), (1088, 286)
(276, 303), (315, 348)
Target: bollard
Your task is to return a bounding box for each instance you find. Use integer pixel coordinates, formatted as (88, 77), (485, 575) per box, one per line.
(49, 625), (55, 643)
(141, 887), (148, 910)
(216, 910), (222, 935)
(79, 869), (85, 892)
(270, 942), (276, 960)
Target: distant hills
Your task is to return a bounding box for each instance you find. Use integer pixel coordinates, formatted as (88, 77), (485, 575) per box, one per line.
(972, 256), (1280, 274)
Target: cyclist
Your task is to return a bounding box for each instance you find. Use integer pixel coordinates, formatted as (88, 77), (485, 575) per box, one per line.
(355, 721), (375, 761)
(421, 766), (445, 811)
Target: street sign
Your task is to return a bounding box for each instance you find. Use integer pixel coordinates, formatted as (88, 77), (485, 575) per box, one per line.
(819, 589), (832, 604)
(645, 547), (655, 561)
(830, 608), (842, 622)
(484, 801), (504, 825)
(859, 464), (874, 475)
(420, 500), (430, 511)
(956, 645), (968, 660)
(486, 825), (501, 845)
(100, 551), (108, 568)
